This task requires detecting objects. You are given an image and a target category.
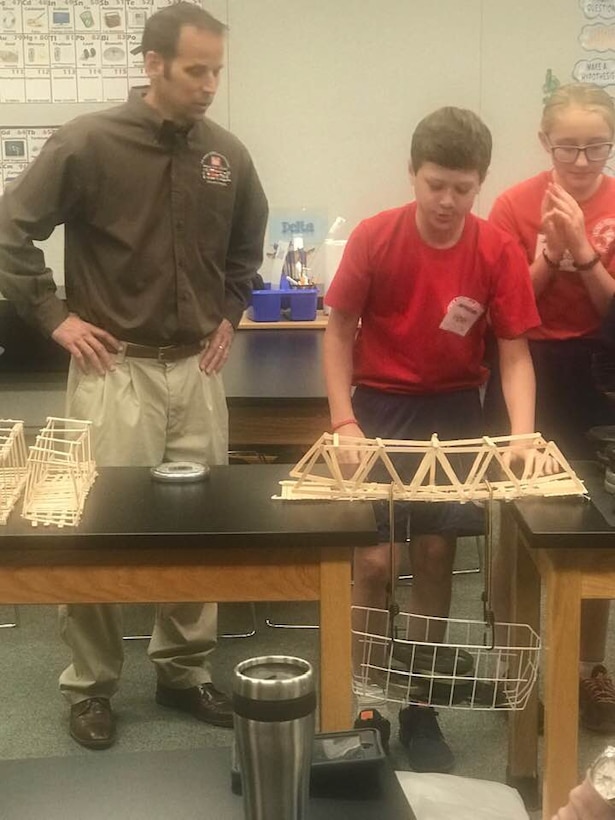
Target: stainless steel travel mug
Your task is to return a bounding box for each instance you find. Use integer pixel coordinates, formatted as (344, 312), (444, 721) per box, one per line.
(232, 655), (316, 820)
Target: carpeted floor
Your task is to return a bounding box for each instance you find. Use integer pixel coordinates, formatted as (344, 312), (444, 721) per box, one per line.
(0, 538), (613, 818)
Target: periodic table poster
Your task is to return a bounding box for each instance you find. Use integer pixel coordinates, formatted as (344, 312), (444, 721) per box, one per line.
(0, 0), (188, 104)
(0, 126), (56, 196)
(0, 0), (225, 288)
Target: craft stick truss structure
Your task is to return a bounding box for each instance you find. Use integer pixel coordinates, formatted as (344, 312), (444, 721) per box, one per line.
(0, 420), (28, 525)
(22, 417), (97, 528)
(276, 432), (587, 502)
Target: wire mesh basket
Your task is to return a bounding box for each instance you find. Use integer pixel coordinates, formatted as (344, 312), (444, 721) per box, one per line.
(352, 605), (540, 711)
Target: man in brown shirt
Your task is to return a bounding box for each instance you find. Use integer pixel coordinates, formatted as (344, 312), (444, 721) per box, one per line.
(0, 2), (268, 749)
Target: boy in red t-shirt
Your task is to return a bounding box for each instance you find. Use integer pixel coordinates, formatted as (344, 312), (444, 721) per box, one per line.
(324, 106), (540, 772)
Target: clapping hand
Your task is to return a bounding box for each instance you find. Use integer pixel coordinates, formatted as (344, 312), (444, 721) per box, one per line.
(543, 183), (593, 261)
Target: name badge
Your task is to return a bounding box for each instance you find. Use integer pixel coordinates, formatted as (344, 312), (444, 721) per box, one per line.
(439, 296), (485, 337)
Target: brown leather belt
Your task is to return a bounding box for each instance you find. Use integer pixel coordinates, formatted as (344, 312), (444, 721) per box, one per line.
(121, 341), (202, 362)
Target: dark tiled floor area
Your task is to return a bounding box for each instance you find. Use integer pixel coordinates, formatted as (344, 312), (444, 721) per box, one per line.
(0, 539), (613, 819)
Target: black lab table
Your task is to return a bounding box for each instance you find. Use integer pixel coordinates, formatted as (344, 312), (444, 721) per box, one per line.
(506, 462), (615, 818)
(0, 464), (377, 731)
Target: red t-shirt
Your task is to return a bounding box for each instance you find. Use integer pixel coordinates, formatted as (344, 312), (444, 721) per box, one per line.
(489, 171), (615, 341)
(325, 202), (539, 394)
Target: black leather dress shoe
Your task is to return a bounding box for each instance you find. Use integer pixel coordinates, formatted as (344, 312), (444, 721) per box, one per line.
(69, 697), (116, 749)
(155, 682), (234, 728)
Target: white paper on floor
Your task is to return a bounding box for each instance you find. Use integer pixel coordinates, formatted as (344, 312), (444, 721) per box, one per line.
(395, 771), (530, 820)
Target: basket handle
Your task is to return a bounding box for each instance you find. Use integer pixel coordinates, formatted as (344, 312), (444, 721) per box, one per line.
(386, 483), (401, 636)
(482, 484), (496, 650)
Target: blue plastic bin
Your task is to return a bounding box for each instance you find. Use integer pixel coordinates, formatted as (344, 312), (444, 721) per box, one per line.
(288, 288), (318, 321)
(248, 289), (282, 322)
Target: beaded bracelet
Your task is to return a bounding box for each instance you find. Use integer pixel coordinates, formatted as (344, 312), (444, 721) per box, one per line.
(541, 249), (561, 269)
(574, 251), (601, 271)
(542, 248), (602, 271)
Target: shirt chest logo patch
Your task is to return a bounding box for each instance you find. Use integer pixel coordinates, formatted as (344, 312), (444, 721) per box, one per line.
(201, 152), (231, 186)
(592, 217), (615, 255)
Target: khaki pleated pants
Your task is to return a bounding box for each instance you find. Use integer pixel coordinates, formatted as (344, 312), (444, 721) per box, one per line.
(58, 353), (228, 704)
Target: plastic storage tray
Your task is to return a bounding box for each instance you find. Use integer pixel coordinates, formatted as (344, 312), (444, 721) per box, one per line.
(249, 287), (318, 322)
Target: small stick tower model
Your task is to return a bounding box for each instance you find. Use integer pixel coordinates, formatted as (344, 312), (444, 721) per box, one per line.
(0, 420), (28, 525)
(22, 417), (97, 528)
(277, 432), (587, 502)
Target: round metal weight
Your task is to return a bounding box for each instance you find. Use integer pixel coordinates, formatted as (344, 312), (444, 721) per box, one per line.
(150, 462), (210, 483)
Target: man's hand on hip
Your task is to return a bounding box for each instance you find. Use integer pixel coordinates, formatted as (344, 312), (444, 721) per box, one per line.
(199, 318), (235, 375)
(51, 314), (121, 375)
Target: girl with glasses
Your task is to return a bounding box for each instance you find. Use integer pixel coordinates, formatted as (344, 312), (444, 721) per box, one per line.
(487, 82), (615, 734)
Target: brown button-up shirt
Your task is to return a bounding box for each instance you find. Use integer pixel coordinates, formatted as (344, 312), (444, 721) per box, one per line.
(0, 89), (268, 345)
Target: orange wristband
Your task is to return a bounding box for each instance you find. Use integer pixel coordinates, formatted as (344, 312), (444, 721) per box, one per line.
(331, 418), (358, 432)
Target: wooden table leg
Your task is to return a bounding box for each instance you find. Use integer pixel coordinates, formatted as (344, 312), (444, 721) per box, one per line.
(319, 547), (352, 732)
(507, 519), (541, 809)
(542, 564), (582, 820)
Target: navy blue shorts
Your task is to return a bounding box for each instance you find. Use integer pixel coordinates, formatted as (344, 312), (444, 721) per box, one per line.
(352, 386), (485, 541)
(484, 335), (615, 460)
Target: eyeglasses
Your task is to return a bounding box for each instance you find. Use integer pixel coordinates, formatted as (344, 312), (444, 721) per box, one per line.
(546, 139), (614, 163)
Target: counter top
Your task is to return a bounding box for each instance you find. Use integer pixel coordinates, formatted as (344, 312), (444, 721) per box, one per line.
(0, 464), (376, 559)
(0, 746), (415, 820)
(511, 461), (615, 549)
(225, 328), (326, 399)
(0, 300), (327, 380)
(239, 310), (328, 330)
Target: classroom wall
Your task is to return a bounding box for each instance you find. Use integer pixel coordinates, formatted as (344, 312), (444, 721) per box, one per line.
(0, 0), (609, 283)
(225, 0), (598, 228)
